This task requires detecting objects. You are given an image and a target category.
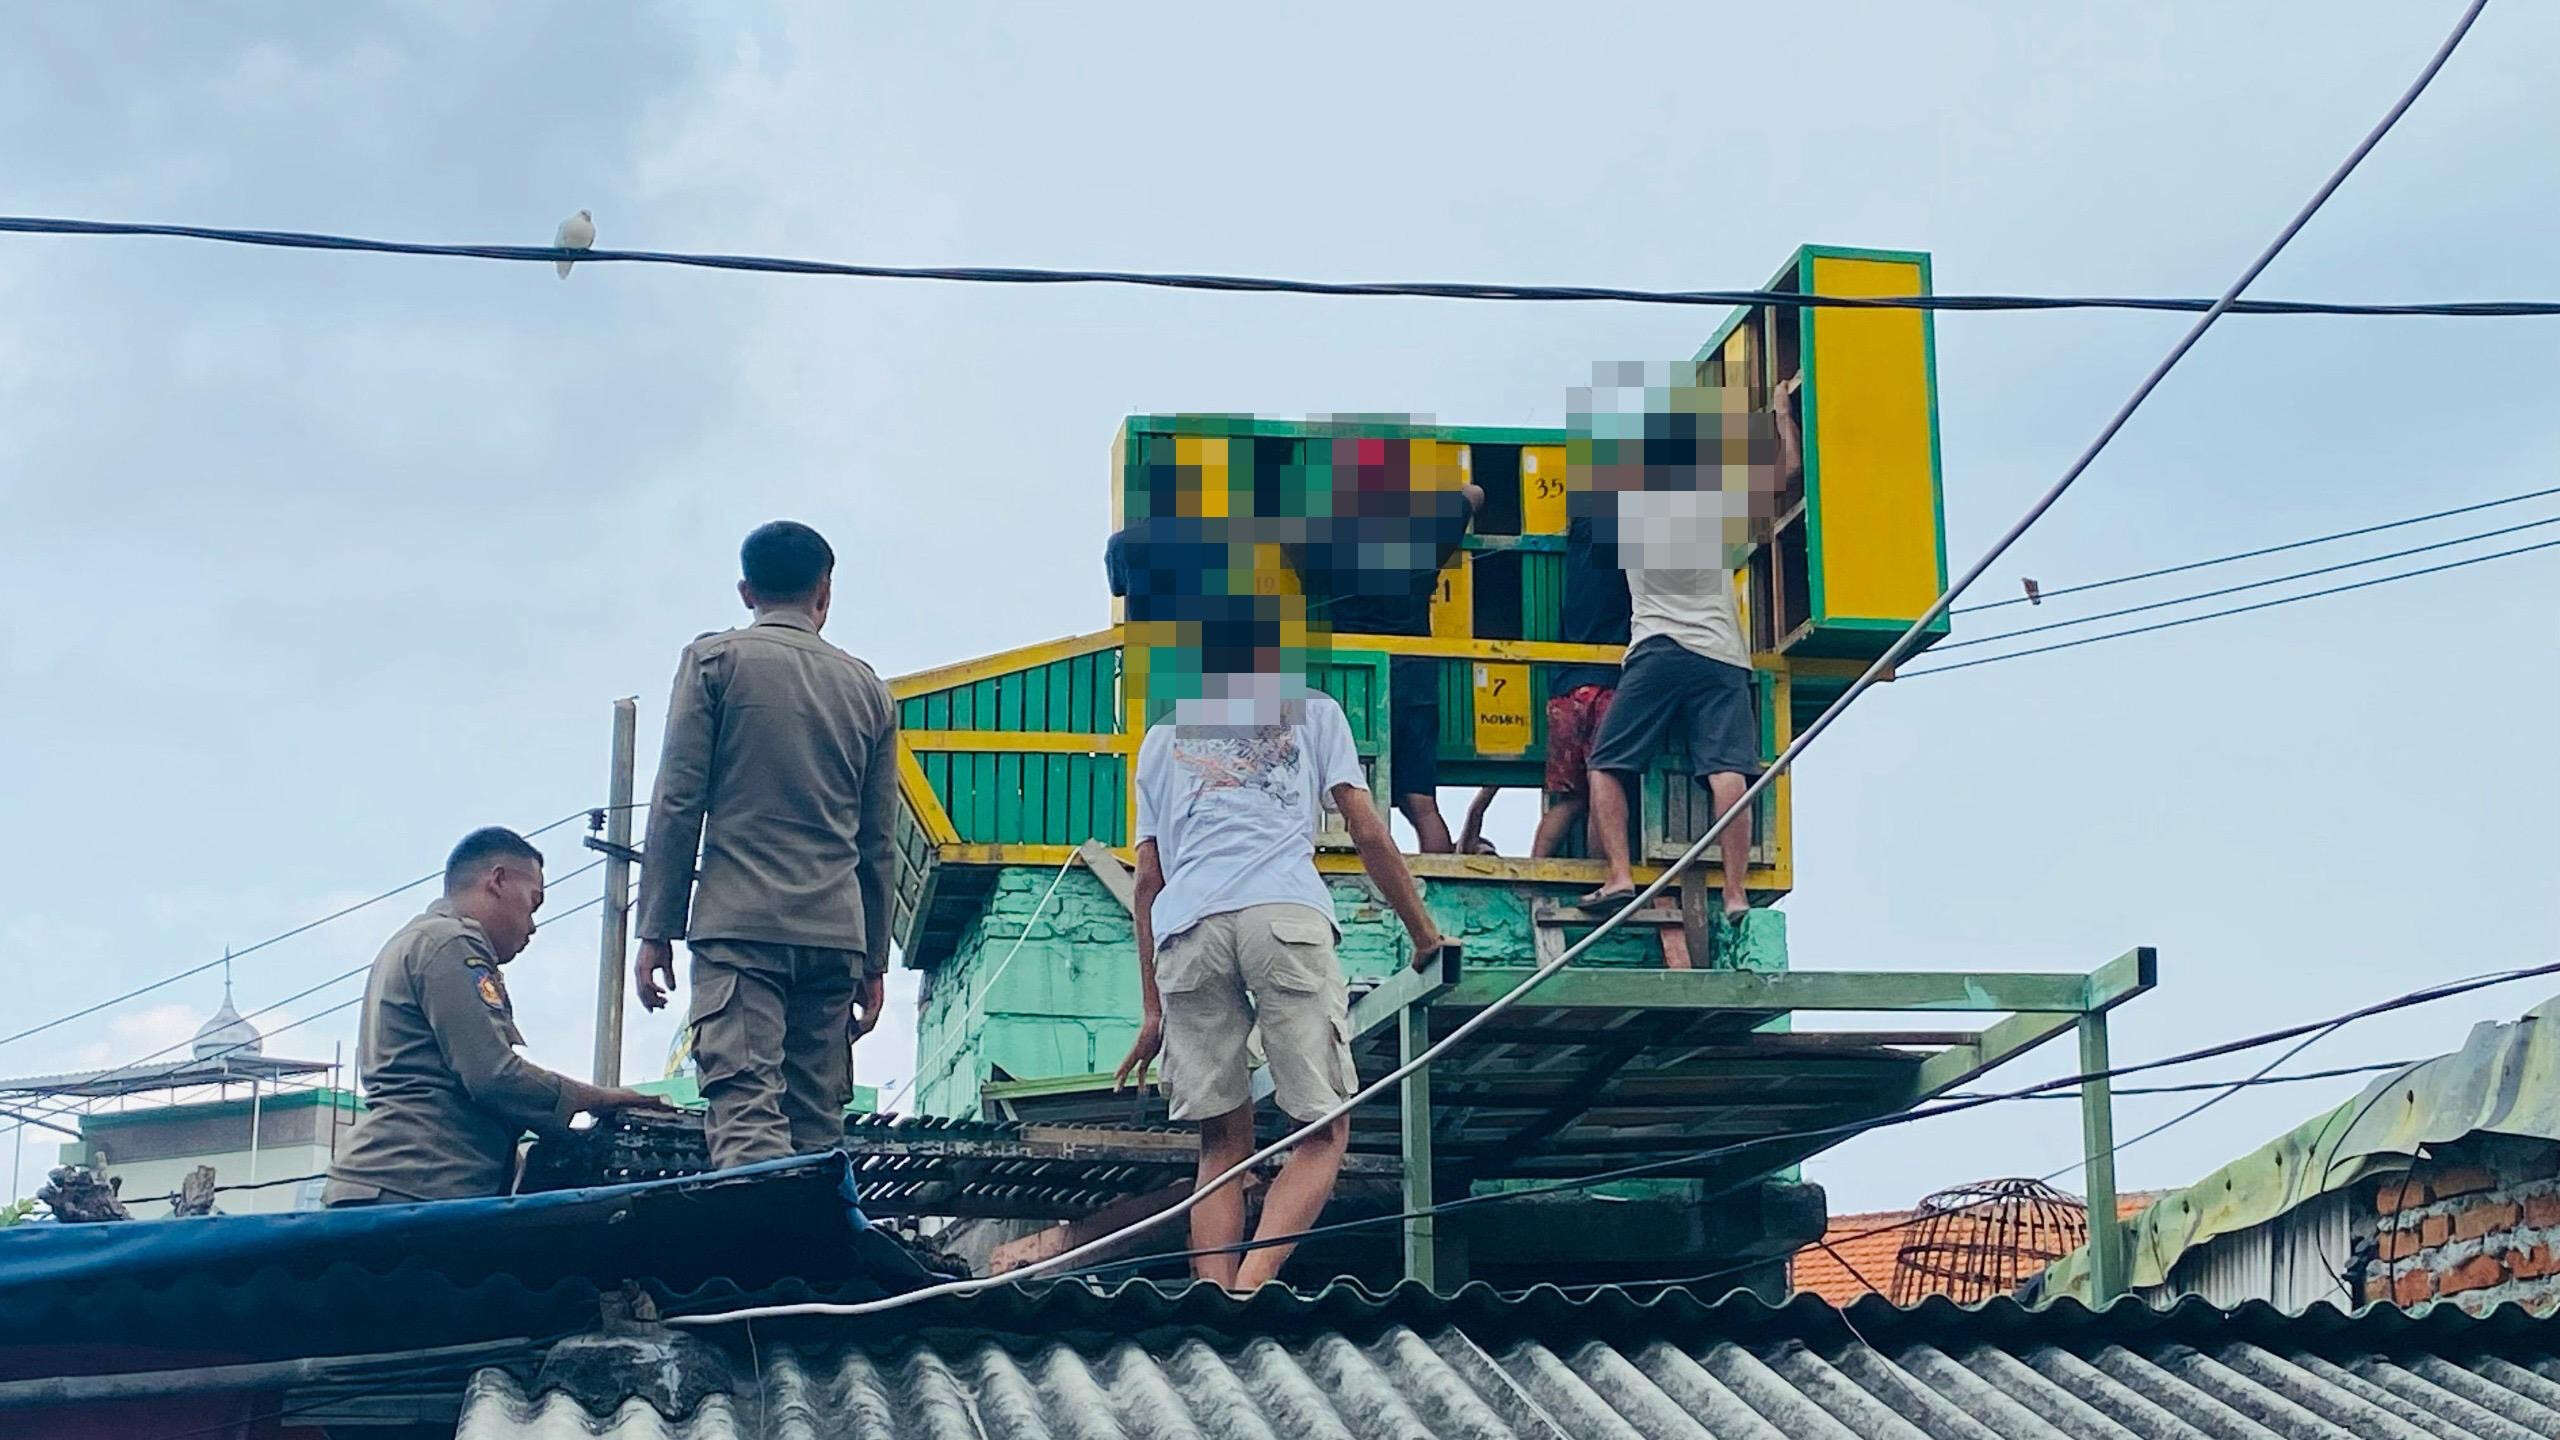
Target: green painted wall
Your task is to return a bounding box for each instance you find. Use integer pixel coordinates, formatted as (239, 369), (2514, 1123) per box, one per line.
(909, 864), (1789, 1119)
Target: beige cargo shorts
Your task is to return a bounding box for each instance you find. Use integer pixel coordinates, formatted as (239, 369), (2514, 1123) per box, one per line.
(1156, 902), (1358, 1124)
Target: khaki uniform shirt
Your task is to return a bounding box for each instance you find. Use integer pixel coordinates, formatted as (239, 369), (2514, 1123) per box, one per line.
(324, 900), (579, 1204)
(635, 609), (900, 973)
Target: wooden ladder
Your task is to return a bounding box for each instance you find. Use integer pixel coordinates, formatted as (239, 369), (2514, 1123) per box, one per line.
(1529, 887), (1714, 969)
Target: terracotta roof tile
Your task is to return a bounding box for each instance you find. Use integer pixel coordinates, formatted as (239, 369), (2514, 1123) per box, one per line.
(1789, 1193), (2157, 1306)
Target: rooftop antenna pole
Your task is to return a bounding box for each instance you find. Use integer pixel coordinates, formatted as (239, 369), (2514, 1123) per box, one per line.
(591, 697), (639, 1086)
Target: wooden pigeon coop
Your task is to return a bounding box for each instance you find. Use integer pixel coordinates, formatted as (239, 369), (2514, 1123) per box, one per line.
(872, 245), (2153, 1299)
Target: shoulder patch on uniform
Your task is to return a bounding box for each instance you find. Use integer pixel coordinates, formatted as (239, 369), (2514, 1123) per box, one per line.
(466, 959), (510, 1011)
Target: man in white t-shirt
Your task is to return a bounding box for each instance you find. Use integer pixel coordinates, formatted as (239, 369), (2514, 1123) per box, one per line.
(1575, 367), (1799, 924)
(1113, 668), (1450, 1292)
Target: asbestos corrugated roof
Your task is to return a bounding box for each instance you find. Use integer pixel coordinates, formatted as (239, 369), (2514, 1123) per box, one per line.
(457, 1284), (2560, 1439)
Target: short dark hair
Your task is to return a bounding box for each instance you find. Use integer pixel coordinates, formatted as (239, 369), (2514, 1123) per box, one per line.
(740, 521), (835, 604)
(444, 827), (544, 893)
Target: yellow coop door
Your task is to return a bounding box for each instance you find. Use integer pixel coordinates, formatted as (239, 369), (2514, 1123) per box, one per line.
(1472, 662), (1532, 755)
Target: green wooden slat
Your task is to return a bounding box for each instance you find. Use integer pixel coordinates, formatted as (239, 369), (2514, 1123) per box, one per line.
(971, 679), (1000, 733)
(1102, 756), (1126, 844)
(1022, 677), (1052, 842)
(1022, 749), (1050, 844)
(924, 693), (950, 729)
(1065, 754), (1092, 841)
(1023, 665), (1050, 731)
(998, 673), (1025, 733)
(1436, 658), (1467, 754)
(948, 684), (974, 729)
(899, 697), (927, 728)
(995, 754), (1023, 842)
(1049, 659), (1076, 737)
(971, 753), (997, 840)
(1523, 551), (1563, 642)
(925, 753), (952, 826)
(1047, 754), (1071, 840)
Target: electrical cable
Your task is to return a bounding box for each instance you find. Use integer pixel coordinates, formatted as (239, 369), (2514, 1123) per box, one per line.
(10, 215), (2560, 318)
(11, 893), (612, 1182)
(0, 807), (597, 1052)
(1947, 1057), (2415, 1100)
(1954, 484), (2560, 615)
(62, 861), (608, 1087)
(1931, 512), (2560, 651)
(6, 886), (608, 1138)
(1904, 534), (2560, 675)
(127, 1335), (566, 1440)
(878, 854), (1078, 1113)
(1055, 959), (2557, 1283)
(1603, 972), (2517, 1303)
(2298, 1046), (2447, 1302)
(2034, 1025), (2343, 1186)
(655, 0), (2493, 1329)
(121, 1170), (330, 1208)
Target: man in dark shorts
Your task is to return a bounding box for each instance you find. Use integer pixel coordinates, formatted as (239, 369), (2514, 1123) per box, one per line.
(1576, 366), (1796, 920)
(1533, 496), (1632, 857)
(1288, 435), (1482, 853)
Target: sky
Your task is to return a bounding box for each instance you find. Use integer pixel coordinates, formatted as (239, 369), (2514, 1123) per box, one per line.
(2, 2), (2555, 1216)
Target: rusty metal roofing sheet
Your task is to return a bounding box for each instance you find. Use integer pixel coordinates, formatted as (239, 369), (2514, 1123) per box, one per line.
(457, 1286), (2560, 1439)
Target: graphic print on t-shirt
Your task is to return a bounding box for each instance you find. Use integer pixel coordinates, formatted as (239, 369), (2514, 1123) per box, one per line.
(1172, 728), (1304, 812)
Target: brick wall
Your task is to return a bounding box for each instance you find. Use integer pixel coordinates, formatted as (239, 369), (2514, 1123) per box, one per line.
(2362, 1135), (2560, 1315)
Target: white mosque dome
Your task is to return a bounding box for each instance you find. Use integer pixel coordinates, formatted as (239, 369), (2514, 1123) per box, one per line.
(191, 990), (262, 1063)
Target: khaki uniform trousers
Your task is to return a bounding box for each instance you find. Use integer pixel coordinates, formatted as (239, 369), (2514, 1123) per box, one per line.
(688, 939), (861, 1170)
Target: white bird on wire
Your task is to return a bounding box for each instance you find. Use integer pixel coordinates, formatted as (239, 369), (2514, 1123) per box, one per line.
(553, 209), (594, 278)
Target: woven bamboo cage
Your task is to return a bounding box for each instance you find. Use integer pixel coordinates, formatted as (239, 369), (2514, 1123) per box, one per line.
(1890, 1177), (2090, 1304)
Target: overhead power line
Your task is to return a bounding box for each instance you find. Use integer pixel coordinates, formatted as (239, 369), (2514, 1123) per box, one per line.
(6, 214), (2558, 318)
(1907, 534), (2560, 675)
(1958, 484), (2560, 615)
(656, 0), (2493, 1329)
(0, 807), (596, 1053)
(1950, 1057), (2415, 1100)
(8, 876), (606, 1132)
(1934, 511), (2560, 651)
(2037, 1024), (2342, 1187)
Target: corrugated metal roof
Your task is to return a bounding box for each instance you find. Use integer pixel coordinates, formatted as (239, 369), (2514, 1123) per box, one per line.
(2048, 998), (2560, 1302)
(0, 1053), (330, 1097)
(0, 1154), (931, 1366)
(457, 1286), (2560, 1439)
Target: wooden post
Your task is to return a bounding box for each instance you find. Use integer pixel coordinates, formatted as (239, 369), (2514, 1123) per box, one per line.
(1400, 999), (1437, 1290)
(2078, 1011), (2127, 1305)
(1674, 880), (1707, 970)
(592, 698), (638, 1086)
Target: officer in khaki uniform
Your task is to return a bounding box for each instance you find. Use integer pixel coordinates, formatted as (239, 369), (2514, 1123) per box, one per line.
(635, 521), (900, 1171)
(326, 827), (665, 1205)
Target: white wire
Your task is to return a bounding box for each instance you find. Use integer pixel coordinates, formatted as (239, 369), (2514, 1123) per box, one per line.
(876, 855), (1078, 1113)
(664, 0), (2491, 1327)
